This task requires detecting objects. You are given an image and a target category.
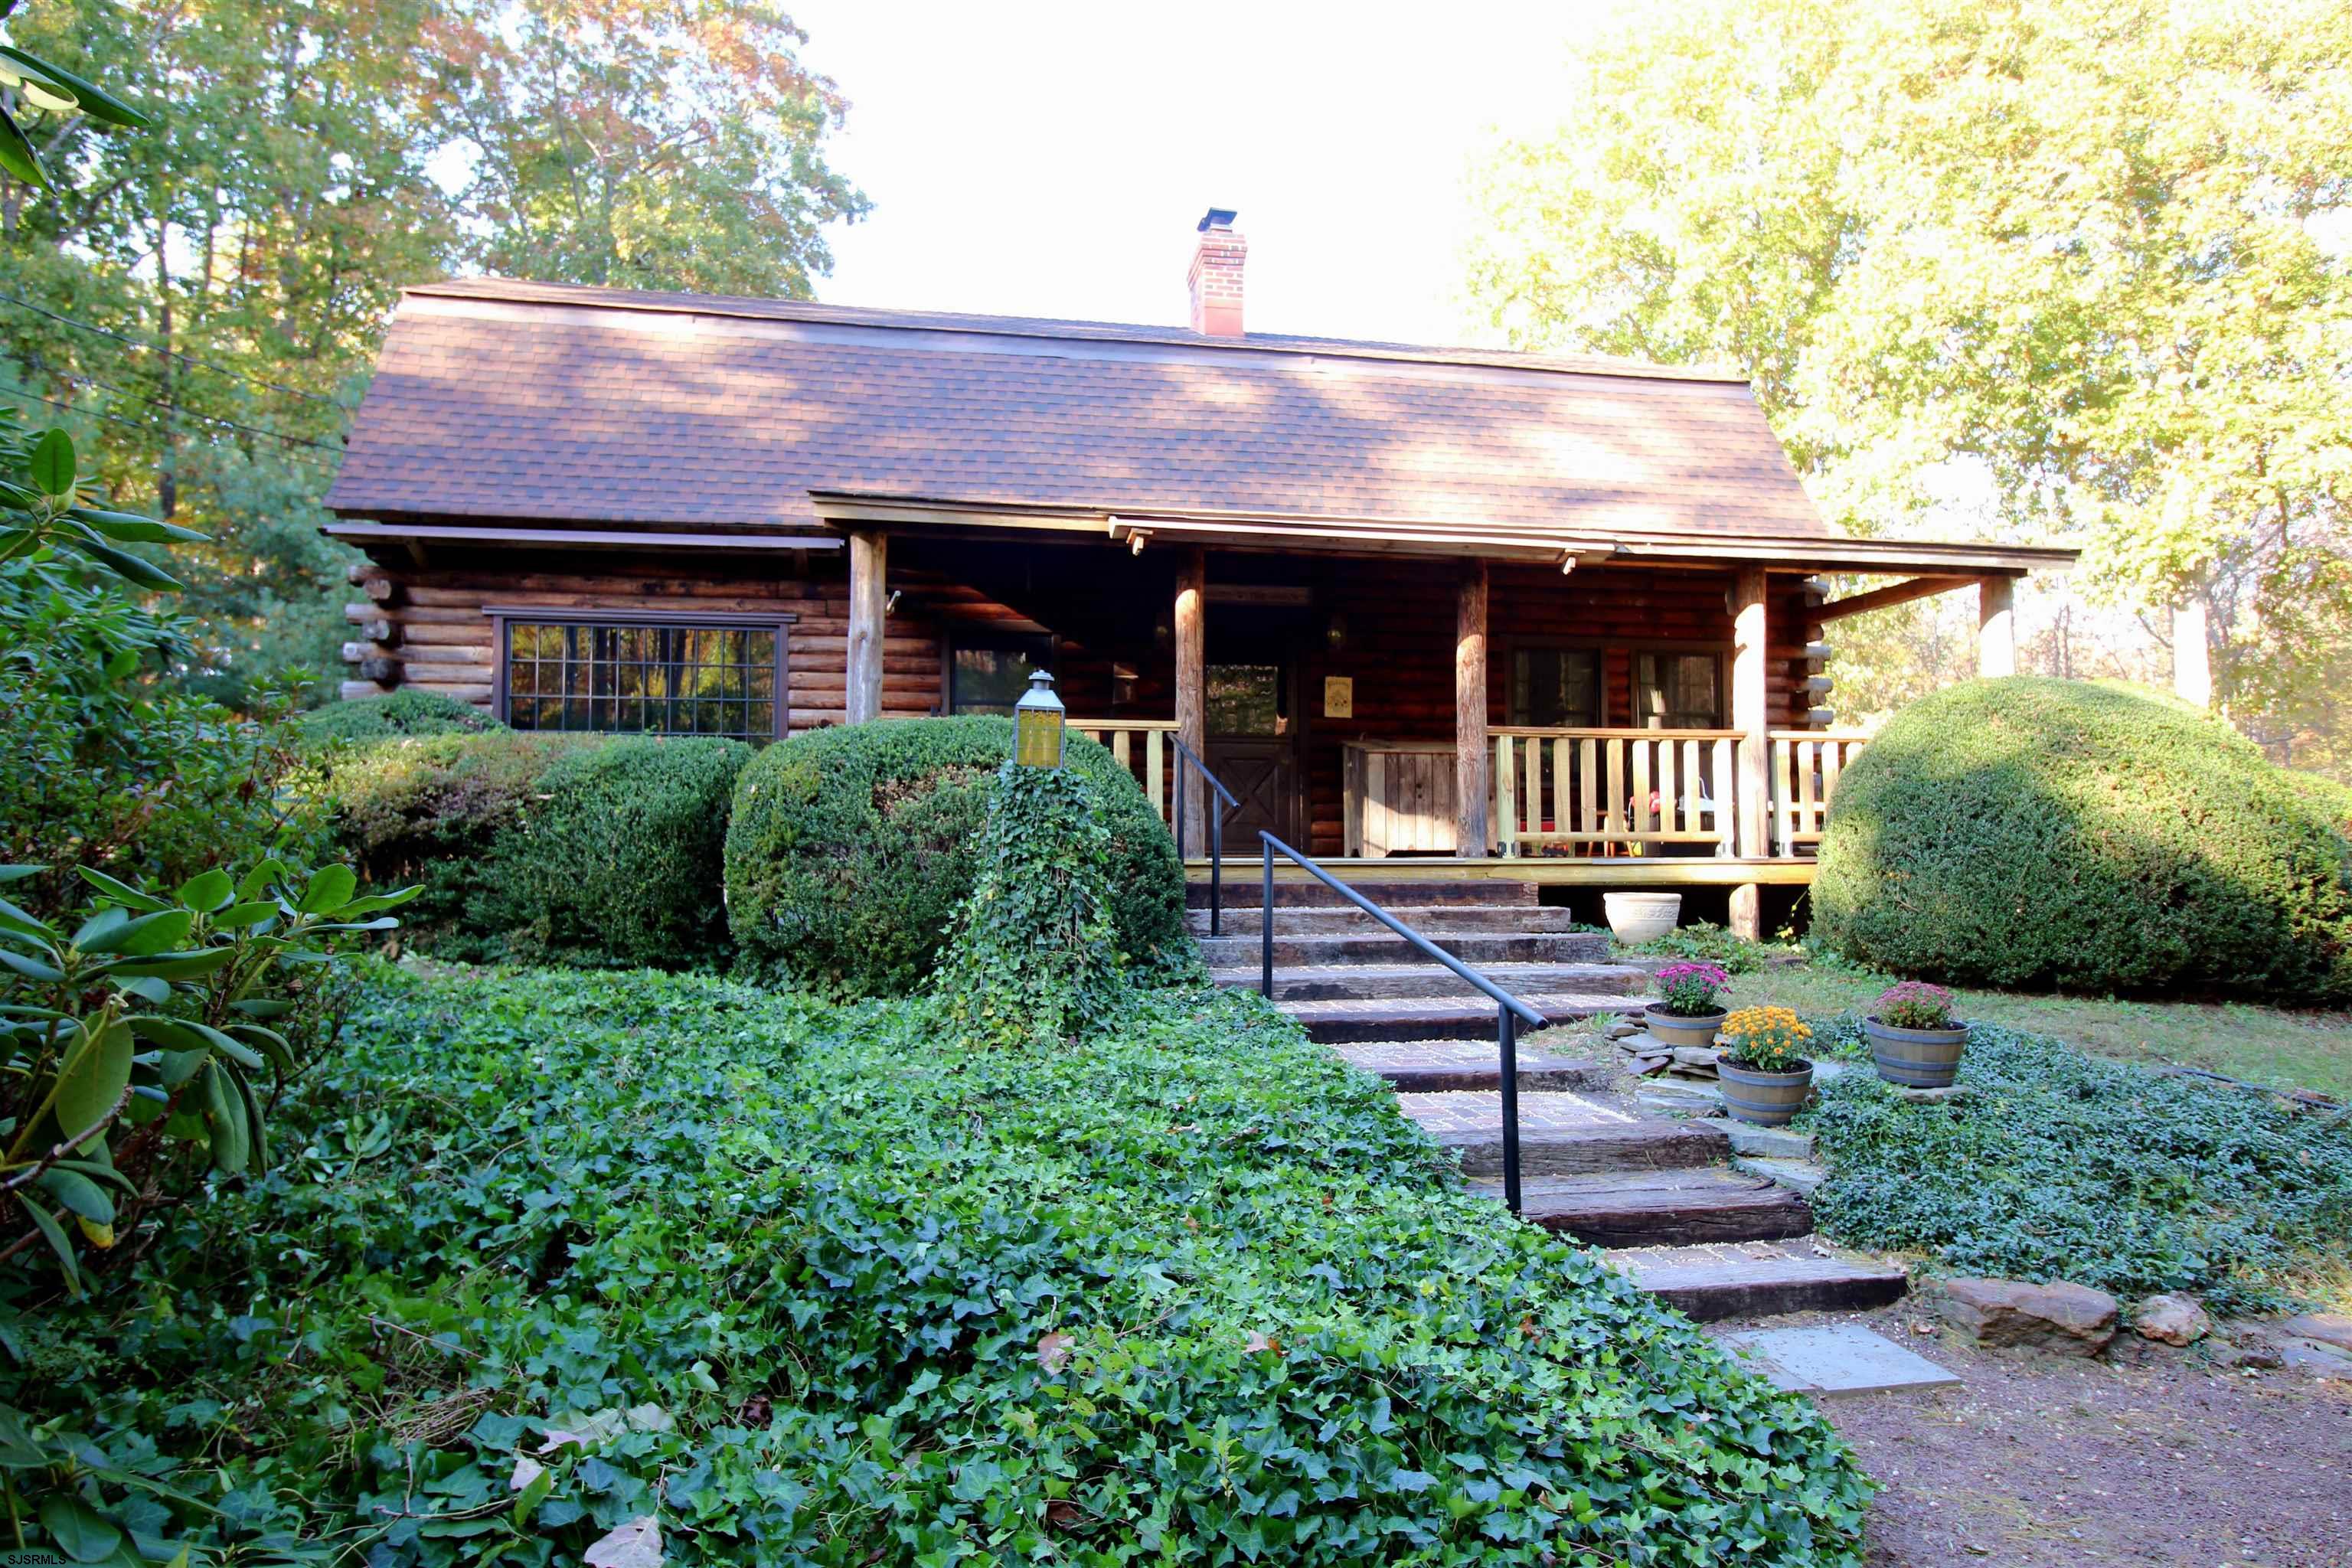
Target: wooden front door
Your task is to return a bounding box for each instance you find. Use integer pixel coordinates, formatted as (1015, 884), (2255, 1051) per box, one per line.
(1205, 659), (1301, 848)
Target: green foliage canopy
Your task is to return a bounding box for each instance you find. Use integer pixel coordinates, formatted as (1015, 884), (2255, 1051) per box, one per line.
(1811, 678), (2352, 1001)
(1469, 0), (2352, 736)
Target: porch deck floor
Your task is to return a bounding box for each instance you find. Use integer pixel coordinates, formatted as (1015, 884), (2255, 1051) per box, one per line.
(1181, 855), (1820, 887)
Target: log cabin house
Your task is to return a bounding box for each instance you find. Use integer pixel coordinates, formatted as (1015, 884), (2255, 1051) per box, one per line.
(323, 210), (2073, 935)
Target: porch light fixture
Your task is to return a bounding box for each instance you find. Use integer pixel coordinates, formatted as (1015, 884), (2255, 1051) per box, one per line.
(1013, 669), (1066, 769)
(1325, 610), (1348, 652)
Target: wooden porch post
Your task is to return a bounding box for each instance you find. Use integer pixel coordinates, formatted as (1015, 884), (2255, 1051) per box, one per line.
(1730, 567), (1770, 940)
(1174, 547), (1207, 857)
(1978, 577), (2017, 678)
(1455, 560), (1490, 856)
(846, 529), (887, 724)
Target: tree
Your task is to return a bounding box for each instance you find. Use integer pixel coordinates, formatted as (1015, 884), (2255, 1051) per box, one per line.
(432, 0), (867, 296)
(1468, 0), (2352, 769)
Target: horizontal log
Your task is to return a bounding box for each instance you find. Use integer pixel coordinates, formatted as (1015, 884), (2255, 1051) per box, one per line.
(359, 656), (400, 684)
(346, 561), (374, 586)
(361, 577), (398, 603)
(340, 679), (392, 701)
(405, 681), (495, 702)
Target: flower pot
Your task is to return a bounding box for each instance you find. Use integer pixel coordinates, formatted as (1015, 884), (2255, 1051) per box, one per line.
(1644, 1006), (1725, 1050)
(1717, 1057), (1815, 1126)
(1864, 1015), (1968, 1089)
(1605, 891), (1681, 943)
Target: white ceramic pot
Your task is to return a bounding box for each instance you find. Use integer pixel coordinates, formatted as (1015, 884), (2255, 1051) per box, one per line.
(1604, 891), (1681, 944)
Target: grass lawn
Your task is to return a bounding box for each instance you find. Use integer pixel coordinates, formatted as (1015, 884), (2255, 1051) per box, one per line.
(1700, 960), (2352, 1102)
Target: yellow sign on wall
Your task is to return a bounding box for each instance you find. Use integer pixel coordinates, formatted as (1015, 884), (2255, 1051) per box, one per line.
(1323, 676), (1354, 719)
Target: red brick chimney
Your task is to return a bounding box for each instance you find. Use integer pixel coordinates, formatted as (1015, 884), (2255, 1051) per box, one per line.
(1187, 207), (1246, 336)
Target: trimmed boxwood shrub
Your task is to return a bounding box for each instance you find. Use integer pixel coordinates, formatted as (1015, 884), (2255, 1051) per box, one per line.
(296, 689), (504, 743)
(726, 716), (1190, 995)
(1812, 677), (2352, 1001)
(322, 731), (750, 968)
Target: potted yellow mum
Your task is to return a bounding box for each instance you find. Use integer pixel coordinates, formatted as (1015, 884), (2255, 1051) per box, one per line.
(1714, 1006), (1815, 1126)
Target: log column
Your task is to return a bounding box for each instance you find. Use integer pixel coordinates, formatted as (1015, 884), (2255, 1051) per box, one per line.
(1978, 577), (2017, 678)
(1455, 559), (1490, 857)
(1729, 567), (1771, 940)
(1174, 547), (1207, 858)
(845, 529), (887, 724)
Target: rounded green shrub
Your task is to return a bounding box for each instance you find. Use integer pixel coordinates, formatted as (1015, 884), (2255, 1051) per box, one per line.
(297, 690), (503, 744)
(1812, 677), (2352, 1001)
(725, 716), (1189, 996)
(322, 731), (749, 969)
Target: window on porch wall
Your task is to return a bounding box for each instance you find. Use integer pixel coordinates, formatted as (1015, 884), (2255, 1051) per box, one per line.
(1509, 648), (1600, 727)
(1636, 651), (1724, 729)
(949, 632), (1055, 714)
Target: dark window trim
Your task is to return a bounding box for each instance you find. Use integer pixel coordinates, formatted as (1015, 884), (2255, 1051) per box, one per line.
(484, 606), (797, 740)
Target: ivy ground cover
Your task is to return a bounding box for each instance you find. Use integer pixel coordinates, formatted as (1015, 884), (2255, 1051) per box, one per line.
(15, 964), (1869, 1566)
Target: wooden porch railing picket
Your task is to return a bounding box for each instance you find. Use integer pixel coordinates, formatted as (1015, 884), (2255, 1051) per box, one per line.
(1494, 727), (1870, 859)
(1071, 718), (1179, 822)
(1492, 727), (1743, 857)
(1767, 730), (1871, 855)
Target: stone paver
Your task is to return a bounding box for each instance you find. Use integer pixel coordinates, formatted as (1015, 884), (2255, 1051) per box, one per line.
(1717, 1324), (1961, 1399)
(1732, 1154), (1828, 1197)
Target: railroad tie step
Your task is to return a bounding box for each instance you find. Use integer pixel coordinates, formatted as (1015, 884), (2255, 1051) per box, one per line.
(1467, 1168), (1815, 1250)
(1331, 1039), (1612, 1093)
(1600, 1237), (1908, 1322)
(1190, 878), (1537, 910)
(1395, 1090), (1730, 1176)
(1197, 932), (1609, 968)
(1280, 991), (1648, 1045)
(1227, 960), (1648, 1004)
(1187, 904), (1592, 937)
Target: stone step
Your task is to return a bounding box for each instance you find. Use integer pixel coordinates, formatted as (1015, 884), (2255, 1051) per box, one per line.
(1331, 1039), (1612, 1093)
(1602, 1237), (1907, 1322)
(1198, 932), (1608, 968)
(1396, 1089), (1730, 1176)
(1220, 961), (1648, 1003)
(1281, 991), (1646, 1045)
(1190, 878), (1537, 910)
(1468, 1168), (1815, 1249)
(1188, 903), (1591, 937)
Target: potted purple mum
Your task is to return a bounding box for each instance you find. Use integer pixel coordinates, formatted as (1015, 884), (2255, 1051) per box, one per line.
(1645, 960), (1731, 1050)
(1864, 980), (1968, 1088)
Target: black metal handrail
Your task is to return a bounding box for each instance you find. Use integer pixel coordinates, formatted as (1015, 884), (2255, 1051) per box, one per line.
(1257, 831), (1544, 1217)
(1169, 734), (1241, 936)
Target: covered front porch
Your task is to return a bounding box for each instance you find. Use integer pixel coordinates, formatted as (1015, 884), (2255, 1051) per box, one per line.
(827, 495), (2071, 936)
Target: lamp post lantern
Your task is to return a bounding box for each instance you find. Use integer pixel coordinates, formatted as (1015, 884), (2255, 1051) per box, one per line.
(1013, 669), (1066, 769)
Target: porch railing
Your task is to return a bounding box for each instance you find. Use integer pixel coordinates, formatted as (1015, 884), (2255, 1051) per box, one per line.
(1768, 730), (1871, 854)
(1494, 727), (1743, 857)
(1494, 727), (1870, 859)
(1071, 718), (1179, 822)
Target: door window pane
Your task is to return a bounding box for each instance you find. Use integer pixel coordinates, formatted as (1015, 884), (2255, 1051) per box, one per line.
(1636, 652), (1723, 728)
(1511, 648), (1600, 727)
(1207, 665), (1285, 735)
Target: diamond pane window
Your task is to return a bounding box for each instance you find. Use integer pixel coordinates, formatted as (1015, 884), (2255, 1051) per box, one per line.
(495, 615), (789, 741)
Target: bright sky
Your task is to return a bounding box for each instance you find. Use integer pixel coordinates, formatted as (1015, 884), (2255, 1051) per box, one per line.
(788, 0), (1607, 347)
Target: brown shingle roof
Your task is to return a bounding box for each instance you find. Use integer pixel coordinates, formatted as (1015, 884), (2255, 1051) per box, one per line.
(325, 276), (1832, 539)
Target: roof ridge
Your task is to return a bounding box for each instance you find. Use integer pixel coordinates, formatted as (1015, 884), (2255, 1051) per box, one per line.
(400, 276), (1750, 385)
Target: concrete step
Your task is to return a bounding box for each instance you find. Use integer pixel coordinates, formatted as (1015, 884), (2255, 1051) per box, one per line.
(1188, 904), (1590, 937)
(1190, 878), (1536, 910)
(1395, 1089), (1730, 1176)
(1470, 1168), (1815, 1249)
(1198, 932), (1608, 968)
(1331, 1039), (1611, 1093)
(1220, 961), (1648, 1003)
(1602, 1237), (1908, 1322)
(1282, 991), (1646, 1045)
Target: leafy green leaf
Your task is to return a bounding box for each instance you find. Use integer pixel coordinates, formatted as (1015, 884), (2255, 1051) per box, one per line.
(36, 1166), (115, 1225)
(0, 100), (48, 189)
(50, 1018), (132, 1145)
(0, 47), (153, 129)
(75, 867), (170, 913)
(38, 1494), (122, 1563)
(176, 868), (236, 913)
(298, 864), (359, 914)
(0, 864), (42, 884)
(67, 536), (182, 591)
(203, 1060), (250, 1174)
(74, 908), (191, 956)
(98, 949), (237, 980)
(28, 428), (75, 497)
(213, 900), (279, 930)
(15, 1194), (79, 1294)
(0, 947), (64, 983)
